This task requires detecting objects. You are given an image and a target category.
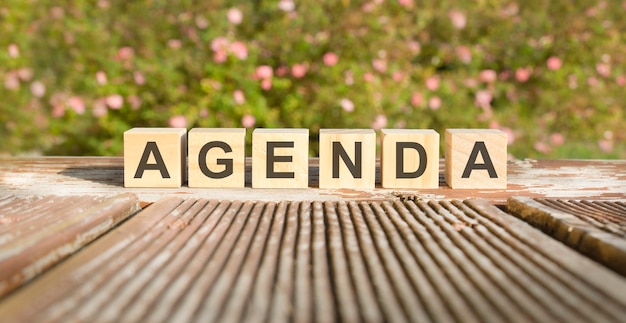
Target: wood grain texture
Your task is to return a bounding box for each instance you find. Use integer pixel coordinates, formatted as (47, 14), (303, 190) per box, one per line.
(0, 193), (140, 298)
(1, 198), (625, 322)
(507, 196), (626, 276)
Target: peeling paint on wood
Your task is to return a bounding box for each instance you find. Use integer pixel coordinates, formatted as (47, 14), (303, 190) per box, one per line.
(1, 157), (625, 204)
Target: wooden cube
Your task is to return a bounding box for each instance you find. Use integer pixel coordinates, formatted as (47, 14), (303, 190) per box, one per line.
(445, 129), (507, 189)
(381, 129), (439, 189)
(124, 128), (187, 188)
(319, 129), (376, 189)
(188, 128), (246, 188)
(252, 128), (309, 188)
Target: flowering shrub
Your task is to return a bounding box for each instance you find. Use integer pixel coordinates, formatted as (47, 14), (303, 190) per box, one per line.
(1, 1), (625, 158)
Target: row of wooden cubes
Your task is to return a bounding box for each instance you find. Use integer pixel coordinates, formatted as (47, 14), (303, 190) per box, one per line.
(124, 128), (507, 189)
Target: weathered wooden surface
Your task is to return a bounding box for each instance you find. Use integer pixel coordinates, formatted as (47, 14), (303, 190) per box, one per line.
(0, 193), (140, 298)
(1, 157), (625, 204)
(507, 197), (626, 276)
(1, 197), (625, 322)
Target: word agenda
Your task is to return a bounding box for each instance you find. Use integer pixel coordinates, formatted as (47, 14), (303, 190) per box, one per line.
(124, 128), (507, 189)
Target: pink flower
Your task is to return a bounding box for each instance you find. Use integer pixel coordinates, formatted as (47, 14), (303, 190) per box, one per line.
(291, 63), (308, 78)
(474, 90), (492, 108)
(337, 71), (351, 86)
(534, 141), (550, 154)
(598, 139), (614, 152)
(491, 122), (515, 145)
(255, 65), (273, 79)
(52, 104), (65, 118)
(372, 58), (387, 73)
(371, 114), (388, 130)
(230, 41), (248, 60)
(362, 2), (376, 12)
(227, 8), (243, 25)
(410, 92), (423, 108)
(479, 69), (497, 83)
(195, 16), (209, 29)
(168, 115), (187, 128)
(398, 0), (414, 8)
(463, 78), (478, 89)
(425, 76), (440, 91)
(596, 63), (611, 77)
(616, 75), (626, 86)
(455, 46), (472, 64)
(116, 46), (134, 60)
(167, 39), (182, 49)
(92, 99), (107, 117)
(261, 78), (272, 90)
(133, 71), (145, 85)
(241, 114), (256, 128)
(448, 10), (467, 29)
(30, 81), (46, 98)
(96, 71), (107, 85)
(213, 50), (228, 64)
(105, 94), (124, 109)
(8, 44), (19, 58)
(323, 52), (339, 66)
(503, 128), (515, 145)
(407, 41), (421, 54)
(515, 67), (532, 82)
(392, 71), (404, 82)
(233, 90), (245, 105)
(17, 68), (33, 81)
(127, 95), (142, 110)
(363, 72), (375, 83)
(550, 133), (565, 146)
(4, 72), (19, 90)
(428, 96), (442, 110)
(211, 37), (229, 52)
(546, 56), (562, 71)
(278, 0), (295, 12)
(340, 98), (355, 112)
(67, 96), (85, 114)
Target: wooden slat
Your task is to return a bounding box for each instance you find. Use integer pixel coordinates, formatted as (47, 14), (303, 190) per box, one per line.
(1, 157), (625, 204)
(507, 196), (626, 276)
(1, 198), (625, 322)
(0, 193), (140, 298)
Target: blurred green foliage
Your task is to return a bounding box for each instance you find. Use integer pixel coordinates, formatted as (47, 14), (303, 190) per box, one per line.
(1, 0), (625, 158)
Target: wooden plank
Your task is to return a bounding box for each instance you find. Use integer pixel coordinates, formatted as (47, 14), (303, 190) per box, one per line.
(507, 196), (626, 276)
(0, 193), (140, 298)
(1, 157), (625, 204)
(1, 198), (626, 322)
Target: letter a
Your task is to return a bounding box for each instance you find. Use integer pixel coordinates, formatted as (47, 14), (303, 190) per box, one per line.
(461, 141), (498, 178)
(134, 141), (171, 179)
